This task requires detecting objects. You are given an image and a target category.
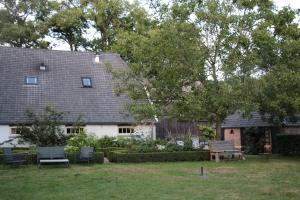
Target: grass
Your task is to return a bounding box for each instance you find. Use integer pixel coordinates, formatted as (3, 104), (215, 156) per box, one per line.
(0, 155), (299, 200)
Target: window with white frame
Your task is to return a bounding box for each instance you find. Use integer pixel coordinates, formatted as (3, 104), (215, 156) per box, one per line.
(66, 127), (84, 134)
(9, 127), (19, 138)
(10, 127), (18, 134)
(118, 126), (135, 134)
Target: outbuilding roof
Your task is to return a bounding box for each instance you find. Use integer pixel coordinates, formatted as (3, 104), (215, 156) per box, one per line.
(0, 46), (135, 125)
(222, 111), (300, 128)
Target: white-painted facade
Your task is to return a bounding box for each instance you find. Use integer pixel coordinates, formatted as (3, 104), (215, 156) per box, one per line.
(0, 124), (156, 147)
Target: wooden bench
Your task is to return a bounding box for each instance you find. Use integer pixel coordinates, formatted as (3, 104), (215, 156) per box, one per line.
(209, 141), (244, 162)
(37, 147), (69, 168)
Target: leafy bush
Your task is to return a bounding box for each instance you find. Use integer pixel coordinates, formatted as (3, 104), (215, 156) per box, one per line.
(183, 137), (193, 151)
(17, 105), (69, 146)
(164, 143), (183, 152)
(97, 136), (116, 148)
(108, 150), (210, 163)
(244, 127), (264, 154)
(199, 126), (216, 140)
(98, 147), (128, 157)
(65, 132), (97, 153)
(0, 152), (104, 164)
(130, 139), (167, 153)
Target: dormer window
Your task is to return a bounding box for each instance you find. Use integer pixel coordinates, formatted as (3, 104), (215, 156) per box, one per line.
(26, 76), (38, 85)
(82, 77), (92, 88)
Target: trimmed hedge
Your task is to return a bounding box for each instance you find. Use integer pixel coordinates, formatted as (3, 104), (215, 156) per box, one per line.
(277, 135), (300, 155)
(108, 150), (210, 163)
(97, 147), (128, 157)
(0, 152), (104, 164)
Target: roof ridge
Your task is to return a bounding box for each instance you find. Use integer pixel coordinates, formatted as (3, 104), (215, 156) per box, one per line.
(0, 45), (120, 56)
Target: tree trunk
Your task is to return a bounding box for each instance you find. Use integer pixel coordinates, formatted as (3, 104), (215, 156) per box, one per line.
(215, 118), (222, 140)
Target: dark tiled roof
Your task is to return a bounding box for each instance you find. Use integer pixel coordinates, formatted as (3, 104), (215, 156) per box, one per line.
(222, 112), (271, 128)
(222, 111), (300, 128)
(0, 46), (135, 125)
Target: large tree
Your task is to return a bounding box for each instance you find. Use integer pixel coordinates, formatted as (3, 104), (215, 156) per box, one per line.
(253, 7), (300, 124)
(46, 0), (88, 51)
(0, 0), (50, 48)
(84, 0), (150, 52)
(111, 0), (300, 139)
(110, 20), (206, 122)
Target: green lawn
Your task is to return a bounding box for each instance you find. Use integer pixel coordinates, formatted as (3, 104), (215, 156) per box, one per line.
(0, 155), (299, 200)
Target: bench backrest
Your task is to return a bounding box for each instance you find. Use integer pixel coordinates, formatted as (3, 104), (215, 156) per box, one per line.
(2, 147), (13, 161)
(209, 141), (236, 152)
(80, 147), (93, 159)
(37, 147), (66, 160)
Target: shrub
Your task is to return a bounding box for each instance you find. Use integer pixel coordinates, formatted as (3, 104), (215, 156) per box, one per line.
(199, 126), (216, 140)
(98, 147), (128, 157)
(164, 143), (183, 152)
(17, 105), (69, 146)
(97, 136), (116, 148)
(0, 151), (104, 164)
(65, 132), (97, 153)
(108, 150), (210, 163)
(183, 137), (193, 151)
(244, 127), (264, 154)
(67, 152), (104, 164)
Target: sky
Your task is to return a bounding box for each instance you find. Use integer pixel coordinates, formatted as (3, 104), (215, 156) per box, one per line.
(273, 0), (300, 9)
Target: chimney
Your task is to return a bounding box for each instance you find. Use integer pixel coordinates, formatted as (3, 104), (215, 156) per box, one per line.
(39, 63), (46, 71)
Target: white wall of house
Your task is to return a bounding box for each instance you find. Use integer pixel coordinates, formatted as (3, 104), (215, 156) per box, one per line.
(84, 125), (119, 137)
(0, 124), (156, 147)
(0, 125), (10, 145)
(0, 125), (29, 147)
(83, 124), (156, 139)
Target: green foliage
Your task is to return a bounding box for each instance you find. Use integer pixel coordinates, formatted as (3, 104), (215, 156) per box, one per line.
(108, 150), (210, 163)
(17, 105), (68, 146)
(0, 0), (50, 48)
(0, 151), (104, 164)
(244, 127), (264, 155)
(200, 126), (216, 140)
(65, 131), (97, 153)
(96, 136), (116, 148)
(47, 0), (88, 51)
(182, 137), (193, 151)
(111, 19), (206, 123)
(97, 147), (128, 157)
(84, 0), (150, 51)
(164, 143), (183, 152)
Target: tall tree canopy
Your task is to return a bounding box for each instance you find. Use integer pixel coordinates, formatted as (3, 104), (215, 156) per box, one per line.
(110, 0), (300, 138)
(84, 0), (150, 52)
(253, 7), (300, 124)
(47, 0), (88, 51)
(0, 0), (51, 48)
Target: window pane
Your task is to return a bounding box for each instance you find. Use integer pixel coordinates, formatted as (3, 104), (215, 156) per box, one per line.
(82, 78), (92, 87)
(11, 128), (17, 134)
(26, 77), (37, 84)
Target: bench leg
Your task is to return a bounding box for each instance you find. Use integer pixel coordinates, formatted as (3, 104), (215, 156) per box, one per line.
(215, 152), (220, 162)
